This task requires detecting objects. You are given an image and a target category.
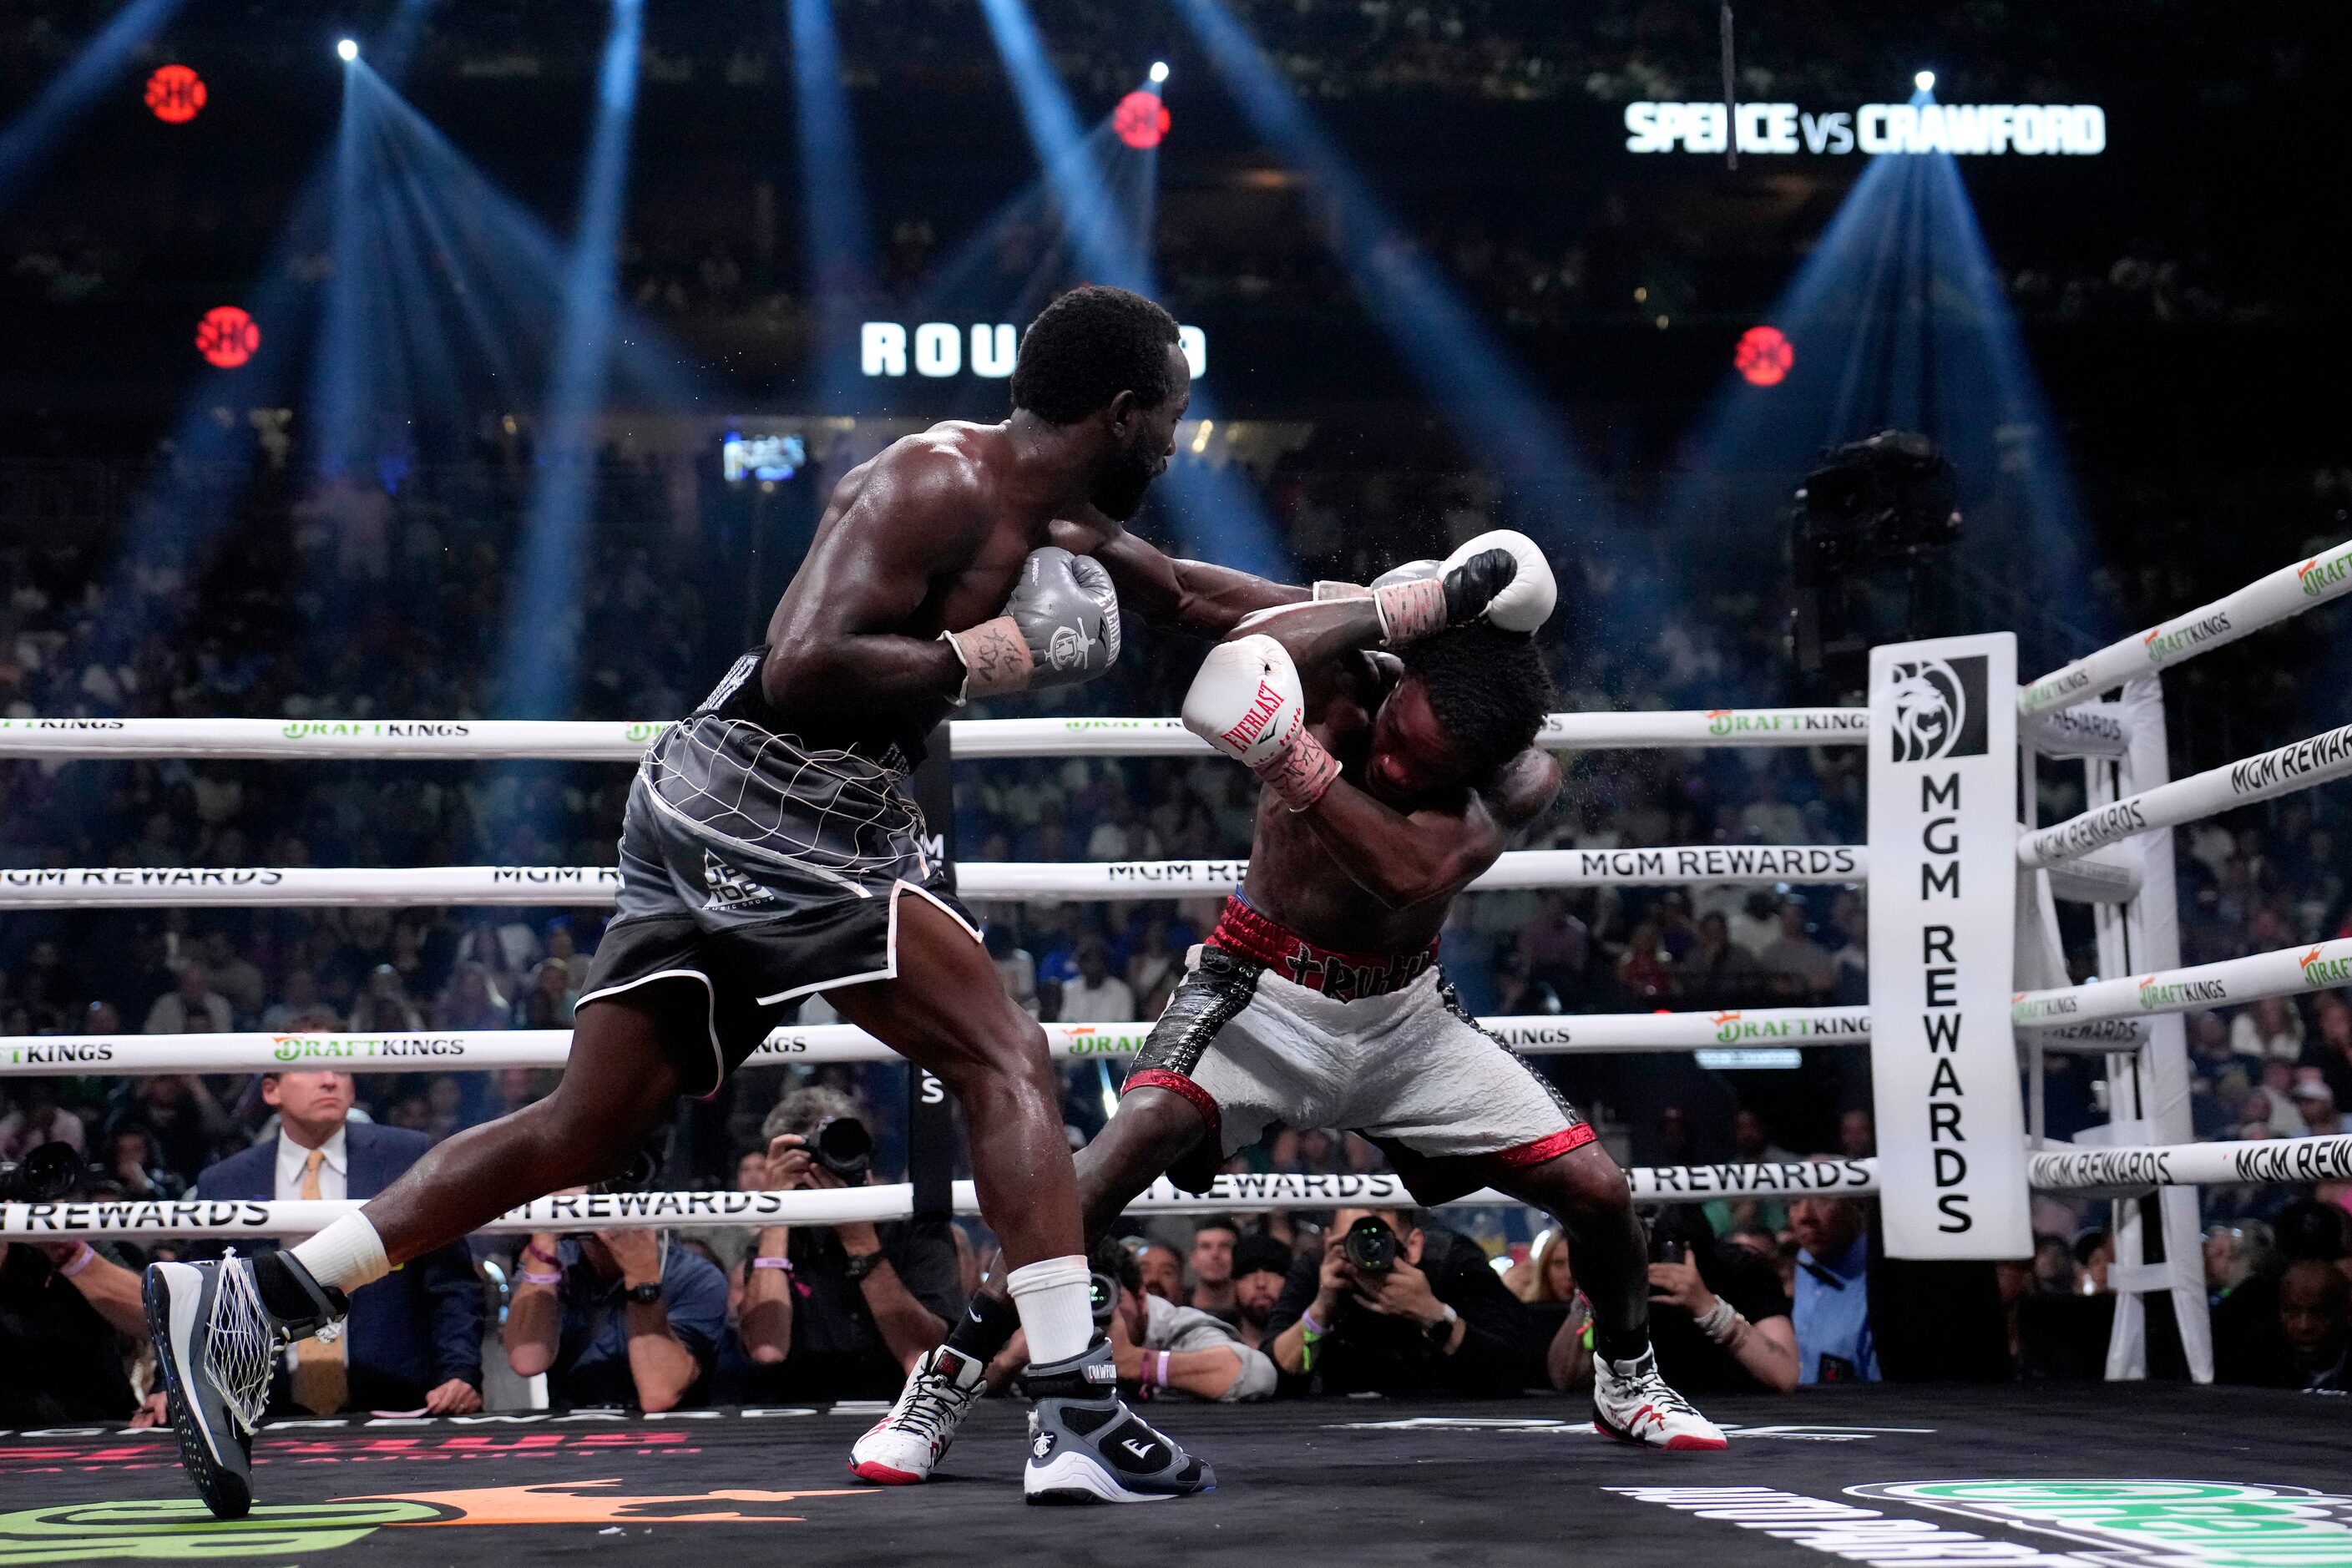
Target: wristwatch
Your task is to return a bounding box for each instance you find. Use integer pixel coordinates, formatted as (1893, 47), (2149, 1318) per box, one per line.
(1424, 1303), (1460, 1348)
(625, 1281), (663, 1306)
(842, 1250), (885, 1284)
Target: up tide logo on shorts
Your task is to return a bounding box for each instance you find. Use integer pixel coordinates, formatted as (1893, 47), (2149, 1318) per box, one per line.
(1884, 656), (1987, 762)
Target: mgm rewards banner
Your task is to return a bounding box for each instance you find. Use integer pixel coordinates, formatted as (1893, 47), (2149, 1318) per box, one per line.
(1867, 634), (2031, 1257)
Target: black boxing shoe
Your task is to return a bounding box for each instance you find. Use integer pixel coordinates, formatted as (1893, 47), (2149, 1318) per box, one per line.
(144, 1250), (347, 1519)
(1019, 1341), (1215, 1505)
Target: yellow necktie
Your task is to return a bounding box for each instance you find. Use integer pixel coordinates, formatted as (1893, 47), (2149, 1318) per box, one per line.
(290, 1148), (349, 1416)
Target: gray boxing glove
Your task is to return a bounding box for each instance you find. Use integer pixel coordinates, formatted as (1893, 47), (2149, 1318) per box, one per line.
(943, 546), (1123, 699)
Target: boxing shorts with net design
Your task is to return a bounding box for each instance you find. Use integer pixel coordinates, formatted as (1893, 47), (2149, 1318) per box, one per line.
(1124, 893), (1592, 1202)
(579, 650), (979, 1096)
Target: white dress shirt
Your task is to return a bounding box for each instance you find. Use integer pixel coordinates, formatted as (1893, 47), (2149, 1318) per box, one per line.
(275, 1125), (350, 1201)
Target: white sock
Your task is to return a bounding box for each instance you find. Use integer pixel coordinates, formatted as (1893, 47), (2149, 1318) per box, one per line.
(290, 1212), (391, 1293)
(1006, 1254), (1095, 1366)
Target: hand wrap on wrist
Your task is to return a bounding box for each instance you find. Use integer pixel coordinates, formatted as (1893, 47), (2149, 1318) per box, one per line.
(942, 618), (1032, 700)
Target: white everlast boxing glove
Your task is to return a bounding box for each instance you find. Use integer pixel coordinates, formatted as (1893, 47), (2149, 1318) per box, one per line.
(1371, 531), (1556, 644)
(1181, 635), (1340, 812)
(943, 546), (1122, 700)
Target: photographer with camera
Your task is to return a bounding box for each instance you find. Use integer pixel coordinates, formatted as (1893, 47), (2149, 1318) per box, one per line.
(1545, 1206), (1797, 1398)
(1265, 1207), (1535, 1397)
(506, 1206), (727, 1412)
(1096, 1236), (1276, 1402)
(735, 1087), (964, 1402)
(0, 1139), (169, 1425)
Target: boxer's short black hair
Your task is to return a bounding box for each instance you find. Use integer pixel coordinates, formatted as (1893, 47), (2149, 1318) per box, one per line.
(1403, 622), (1555, 780)
(1011, 286), (1183, 424)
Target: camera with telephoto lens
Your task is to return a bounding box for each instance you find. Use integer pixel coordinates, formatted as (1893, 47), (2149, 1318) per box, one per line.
(591, 1134), (669, 1195)
(0, 1141), (80, 1203)
(1343, 1215), (1399, 1275)
(810, 1116), (874, 1182)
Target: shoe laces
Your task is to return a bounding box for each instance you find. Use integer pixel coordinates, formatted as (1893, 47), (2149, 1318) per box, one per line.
(890, 1358), (978, 1444)
(1610, 1358), (1700, 1422)
(205, 1253), (278, 1436)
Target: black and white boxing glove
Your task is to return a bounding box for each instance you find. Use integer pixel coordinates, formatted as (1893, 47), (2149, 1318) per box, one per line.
(1371, 529), (1555, 645)
(942, 546), (1122, 700)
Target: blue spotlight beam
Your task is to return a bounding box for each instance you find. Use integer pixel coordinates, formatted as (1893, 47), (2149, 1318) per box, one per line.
(976, 0), (1289, 579)
(87, 1), (444, 671)
(974, 0), (1146, 291)
(498, 0), (646, 721)
(791, 0), (882, 411)
(1659, 89), (2107, 662)
(0, 0), (196, 217)
(306, 59), (704, 488)
(1171, 0), (1598, 545)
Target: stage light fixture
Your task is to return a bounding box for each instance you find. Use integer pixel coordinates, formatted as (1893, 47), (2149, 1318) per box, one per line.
(1735, 324), (1794, 387)
(144, 63), (205, 123)
(194, 305), (259, 367)
(1914, 69), (1935, 91)
(1114, 89), (1171, 149)
(1149, 60), (1170, 83)
(337, 38), (360, 63)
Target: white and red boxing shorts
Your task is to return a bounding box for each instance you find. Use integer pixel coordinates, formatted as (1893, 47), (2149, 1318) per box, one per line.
(1124, 894), (1593, 1201)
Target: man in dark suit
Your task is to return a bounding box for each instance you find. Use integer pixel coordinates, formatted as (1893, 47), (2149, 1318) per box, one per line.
(194, 1072), (483, 1414)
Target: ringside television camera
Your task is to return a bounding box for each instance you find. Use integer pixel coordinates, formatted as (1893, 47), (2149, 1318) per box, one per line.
(1788, 429), (1961, 690)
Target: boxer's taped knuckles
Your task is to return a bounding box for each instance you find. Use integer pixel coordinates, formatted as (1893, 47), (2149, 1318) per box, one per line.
(1182, 635), (1306, 768)
(1369, 559), (1442, 592)
(945, 618), (1034, 698)
(1441, 528), (1555, 633)
(1256, 726), (1340, 812)
(1373, 574), (1448, 645)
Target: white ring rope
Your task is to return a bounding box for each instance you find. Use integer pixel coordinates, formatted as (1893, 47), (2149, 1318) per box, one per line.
(2022, 699), (2132, 759)
(16, 1140), (2347, 1240)
(2020, 537), (2352, 716)
(2027, 1135), (2352, 1195)
(2013, 934), (2352, 1029)
(2021, 716), (2352, 867)
(0, 1161), (1886, 1239)
(0, 1007), (1874, 1077)
(0, 846), (1867, 908)
(0, 708), (1868, 762)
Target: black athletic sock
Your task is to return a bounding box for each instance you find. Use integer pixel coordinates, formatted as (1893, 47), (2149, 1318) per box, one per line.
(252, 1250), (331, 1322)
(943, 1287), (1022, 1364)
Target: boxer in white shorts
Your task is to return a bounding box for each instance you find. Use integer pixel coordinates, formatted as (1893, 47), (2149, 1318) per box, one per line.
(856, 536), (1727, 1485)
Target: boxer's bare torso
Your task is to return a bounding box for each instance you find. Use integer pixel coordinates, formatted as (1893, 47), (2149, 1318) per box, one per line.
(1240, 651), (1560, 953)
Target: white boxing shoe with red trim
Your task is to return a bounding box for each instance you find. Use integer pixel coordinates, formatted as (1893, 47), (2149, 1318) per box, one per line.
(850, 1345), (987, 1484)
(1592, 1347), (1727, 1451)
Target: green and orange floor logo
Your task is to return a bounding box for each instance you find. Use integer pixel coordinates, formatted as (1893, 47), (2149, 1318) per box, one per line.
(0, 1480), (873, 1561)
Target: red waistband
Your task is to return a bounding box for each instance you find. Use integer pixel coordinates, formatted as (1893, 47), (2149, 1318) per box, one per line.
(1208, 895), (1437, 1002)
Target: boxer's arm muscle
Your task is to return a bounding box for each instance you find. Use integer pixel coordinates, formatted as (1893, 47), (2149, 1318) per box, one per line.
(1297, 748), (1560, 910)
(1053, 518), (1308, 636)
(761, 450), (989, 712)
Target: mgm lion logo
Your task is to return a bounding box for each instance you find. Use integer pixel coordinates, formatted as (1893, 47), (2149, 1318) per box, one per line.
(1885, 656), (1986, 762)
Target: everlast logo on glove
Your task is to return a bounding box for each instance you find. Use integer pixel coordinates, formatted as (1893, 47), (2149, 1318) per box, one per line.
(1221, 680), (1288, 752)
